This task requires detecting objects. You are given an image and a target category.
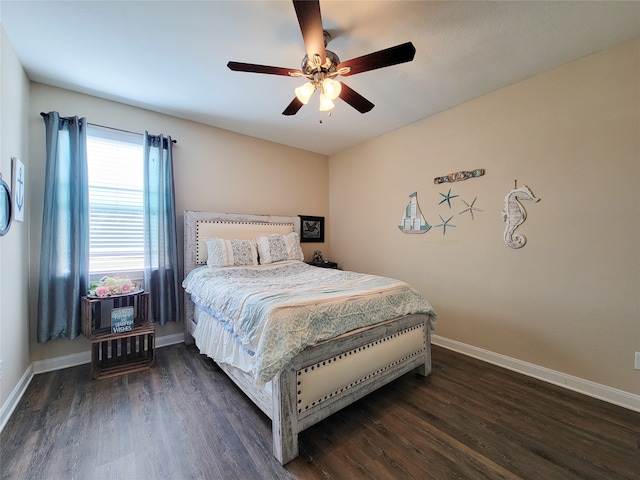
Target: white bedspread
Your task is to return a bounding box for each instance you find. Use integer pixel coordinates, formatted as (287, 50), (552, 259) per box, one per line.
(183, 260), (436, 383)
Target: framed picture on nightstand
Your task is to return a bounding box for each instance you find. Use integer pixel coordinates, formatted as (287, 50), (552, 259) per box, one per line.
(299, 215), (324, 243)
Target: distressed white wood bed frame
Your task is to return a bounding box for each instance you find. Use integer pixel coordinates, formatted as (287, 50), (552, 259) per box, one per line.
(183, 210), (433, 464)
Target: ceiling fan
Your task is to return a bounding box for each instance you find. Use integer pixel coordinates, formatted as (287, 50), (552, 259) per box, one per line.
(227, 0), (416, 116)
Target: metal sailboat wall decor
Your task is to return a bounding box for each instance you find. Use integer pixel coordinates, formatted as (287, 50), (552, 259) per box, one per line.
(398, 192), (431, 234)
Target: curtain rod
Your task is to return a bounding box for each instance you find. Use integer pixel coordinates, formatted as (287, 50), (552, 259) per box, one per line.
(39, 112), (177, 144)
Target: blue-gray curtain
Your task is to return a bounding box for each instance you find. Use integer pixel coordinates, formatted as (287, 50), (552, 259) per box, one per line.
(143, 132), (180, 325)
(37, 112), (89, 342)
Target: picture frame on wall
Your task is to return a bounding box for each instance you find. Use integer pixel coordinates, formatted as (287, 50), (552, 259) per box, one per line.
(11, 157), (25, 222)
(299, 215), (324, 243)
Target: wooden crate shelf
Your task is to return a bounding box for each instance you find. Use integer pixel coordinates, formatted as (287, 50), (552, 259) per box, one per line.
(82, 291), (149, 337)
(90, 325), (155, 380)
(82, 291), (155, 380)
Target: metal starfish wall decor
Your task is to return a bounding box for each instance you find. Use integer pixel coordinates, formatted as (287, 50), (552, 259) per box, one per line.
(459, 197), (483, 220)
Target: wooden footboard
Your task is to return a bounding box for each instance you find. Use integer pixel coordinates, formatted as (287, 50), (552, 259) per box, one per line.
(272, 313), (431, 464)
(187, 311), (431, 464)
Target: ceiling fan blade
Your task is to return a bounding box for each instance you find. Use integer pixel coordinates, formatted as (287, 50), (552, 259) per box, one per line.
(338, 82), (374, 114)
(293, 0), (326, 65)
(337, 42), (416, 76)
(282, 97), (304, 116)
(227, 61), (302, 77)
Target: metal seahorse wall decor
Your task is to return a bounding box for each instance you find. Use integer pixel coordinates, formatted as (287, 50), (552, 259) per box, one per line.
(502, 185), (540, 249)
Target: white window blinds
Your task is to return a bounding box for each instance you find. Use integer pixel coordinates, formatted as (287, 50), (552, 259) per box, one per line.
(87, 126), (144, 274)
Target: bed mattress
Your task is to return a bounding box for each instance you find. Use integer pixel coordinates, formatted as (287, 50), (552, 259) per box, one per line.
(183, 260), (436, 383)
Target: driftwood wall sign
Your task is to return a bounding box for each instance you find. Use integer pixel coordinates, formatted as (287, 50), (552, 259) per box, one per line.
(434, 169), (484, 184)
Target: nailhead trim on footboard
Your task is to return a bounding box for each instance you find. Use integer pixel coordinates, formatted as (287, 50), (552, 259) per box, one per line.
(296, 324), (426, 413)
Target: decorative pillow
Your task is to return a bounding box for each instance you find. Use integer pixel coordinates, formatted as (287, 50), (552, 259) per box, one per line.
(205, 238), (258, 267)
(256, 232), (304, 264)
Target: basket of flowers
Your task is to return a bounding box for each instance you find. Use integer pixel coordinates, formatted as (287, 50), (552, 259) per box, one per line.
(88, 276), (140, 297)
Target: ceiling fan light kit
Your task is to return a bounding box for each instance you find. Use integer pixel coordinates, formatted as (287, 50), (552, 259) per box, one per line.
(295, 82), (315, 105)
(227, 0), (416, 116)
(322, 78), (341, 100)
(318, 93), (334, 112)
(295, 77), (341, 110)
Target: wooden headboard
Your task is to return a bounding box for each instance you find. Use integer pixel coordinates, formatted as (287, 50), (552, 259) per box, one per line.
(183, 210), (301, 330)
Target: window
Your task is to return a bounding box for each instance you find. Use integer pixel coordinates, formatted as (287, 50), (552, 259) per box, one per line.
(86, 126), (144, 275)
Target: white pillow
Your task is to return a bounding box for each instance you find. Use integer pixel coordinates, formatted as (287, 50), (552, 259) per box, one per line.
(256, 232), (304, 264)
(205, 238), (258, 267)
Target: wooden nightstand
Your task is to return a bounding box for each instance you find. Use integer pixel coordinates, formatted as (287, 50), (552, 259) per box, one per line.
(306, 261), (339, 269)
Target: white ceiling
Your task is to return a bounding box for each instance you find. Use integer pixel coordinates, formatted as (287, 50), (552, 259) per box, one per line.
(1, 1), (639, 155)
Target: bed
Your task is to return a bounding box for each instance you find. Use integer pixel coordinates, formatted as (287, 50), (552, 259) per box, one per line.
(182, 210), (436, 464)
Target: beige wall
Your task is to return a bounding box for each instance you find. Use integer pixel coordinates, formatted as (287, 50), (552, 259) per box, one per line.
(0, 26), (30, 410)
(329, 38), (640, 396)
(27, 84), (329, 362)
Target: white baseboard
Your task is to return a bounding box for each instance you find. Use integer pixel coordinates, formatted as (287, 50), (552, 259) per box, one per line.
(432, 335), (640, 413)
(0, 364), (34, 433)
(155, 332), (185, 348)
(32, 350), (91, 375)
(1, 333), (185, 434)
(31, 332), (185, 374)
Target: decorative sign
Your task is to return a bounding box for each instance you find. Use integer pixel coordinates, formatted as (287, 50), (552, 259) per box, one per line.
(502, 184), (540, 249)
(398, 192), (431, 234)
(111, 306), (134, 333)
(434, 169), (484, 184)
(11, 157), (25, 222)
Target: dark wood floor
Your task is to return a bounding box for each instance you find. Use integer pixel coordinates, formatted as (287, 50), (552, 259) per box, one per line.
(2, 344), (638, 480)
